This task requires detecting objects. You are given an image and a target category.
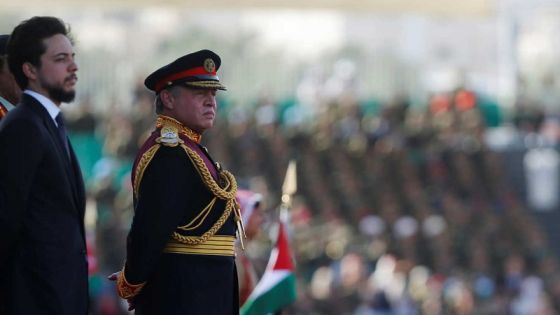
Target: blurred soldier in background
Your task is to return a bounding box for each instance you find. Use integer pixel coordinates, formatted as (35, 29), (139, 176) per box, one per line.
(235, 189), (265, 306)
(0, 34), (21, 119)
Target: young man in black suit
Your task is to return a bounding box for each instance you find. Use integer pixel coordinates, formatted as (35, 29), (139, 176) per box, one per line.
(0, 16), (88, 315)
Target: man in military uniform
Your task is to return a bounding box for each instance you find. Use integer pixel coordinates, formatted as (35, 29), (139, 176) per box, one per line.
(0, 34), (21, 119)
(110, 50), (243, 314)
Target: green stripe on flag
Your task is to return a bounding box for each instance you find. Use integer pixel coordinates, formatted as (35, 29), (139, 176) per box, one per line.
(240, 273), (296, 315)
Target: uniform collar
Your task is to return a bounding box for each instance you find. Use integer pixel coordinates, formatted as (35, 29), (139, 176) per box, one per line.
(0, 95), (15, 111)
(156, 115), (202, 144)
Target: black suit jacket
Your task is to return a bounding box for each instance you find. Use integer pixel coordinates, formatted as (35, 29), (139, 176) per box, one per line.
(0, 93), (88, 315)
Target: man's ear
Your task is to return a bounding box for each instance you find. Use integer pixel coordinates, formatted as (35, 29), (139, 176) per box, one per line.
(160, 89), (174, 110)
(22, 62), (38, 81)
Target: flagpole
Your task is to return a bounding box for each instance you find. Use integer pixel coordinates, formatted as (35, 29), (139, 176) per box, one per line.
(280, 160), (297, 222)
(239, 161), (298, 315)
(276, 160), (296, 315)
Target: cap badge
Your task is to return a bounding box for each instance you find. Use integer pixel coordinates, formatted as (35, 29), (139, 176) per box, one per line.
(156, 125), (184, 147)
(203, 58), (216, 73)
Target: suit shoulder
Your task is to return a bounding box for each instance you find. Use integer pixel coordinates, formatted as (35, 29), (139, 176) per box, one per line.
(0, 113), (44, 142)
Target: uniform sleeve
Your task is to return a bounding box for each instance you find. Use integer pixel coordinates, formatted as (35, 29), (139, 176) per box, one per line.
(124, 146), (196, 284)
(0, 119), (44, 262)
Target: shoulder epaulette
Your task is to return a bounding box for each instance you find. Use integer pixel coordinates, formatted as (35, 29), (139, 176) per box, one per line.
(133, 144), (161, 197)
(133, 121), (185, 195)
(156, 125), (184, 147)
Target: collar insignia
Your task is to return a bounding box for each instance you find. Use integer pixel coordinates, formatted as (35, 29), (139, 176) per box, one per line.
(156, 125), (183, 147)
(156, 115), (202, 144)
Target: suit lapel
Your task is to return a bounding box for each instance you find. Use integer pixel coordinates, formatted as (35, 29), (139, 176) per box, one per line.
(68, 143), (86, 240)
(69, 144), (85, 210)
(23, 95), (83, 215)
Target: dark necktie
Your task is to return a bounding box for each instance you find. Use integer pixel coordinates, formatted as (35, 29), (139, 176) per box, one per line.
(55, 112), (70, 159)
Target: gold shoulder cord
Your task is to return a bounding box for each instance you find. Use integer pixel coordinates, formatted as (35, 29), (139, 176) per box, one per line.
(172, 143), (238, 245)
(133, 144), (162, 196)
(132, 138), (240, 247)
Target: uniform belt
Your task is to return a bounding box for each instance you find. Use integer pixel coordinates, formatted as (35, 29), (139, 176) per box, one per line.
(163, 235), (236, 256)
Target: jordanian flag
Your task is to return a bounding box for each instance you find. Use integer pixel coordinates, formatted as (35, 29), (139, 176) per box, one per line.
(240, 220), (297, 315)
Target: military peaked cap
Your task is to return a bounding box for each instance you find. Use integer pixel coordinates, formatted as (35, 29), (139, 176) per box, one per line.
(145, 49), (226, 94)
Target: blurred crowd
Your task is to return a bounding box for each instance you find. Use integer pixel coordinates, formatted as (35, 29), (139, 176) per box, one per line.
(64, 80), (560, 314)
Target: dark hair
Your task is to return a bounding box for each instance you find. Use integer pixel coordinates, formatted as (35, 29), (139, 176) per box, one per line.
(7, 16), (73, 89)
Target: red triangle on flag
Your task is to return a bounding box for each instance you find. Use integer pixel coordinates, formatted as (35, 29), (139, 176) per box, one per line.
(271, 221), (294, 271)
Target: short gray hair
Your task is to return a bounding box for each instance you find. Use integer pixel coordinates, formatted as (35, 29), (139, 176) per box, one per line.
(155, 95), (164, 114)
(155, 86), (183, 114)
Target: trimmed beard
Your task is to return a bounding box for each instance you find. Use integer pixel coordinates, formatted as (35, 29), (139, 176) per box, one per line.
(47, 84), (76, 104)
